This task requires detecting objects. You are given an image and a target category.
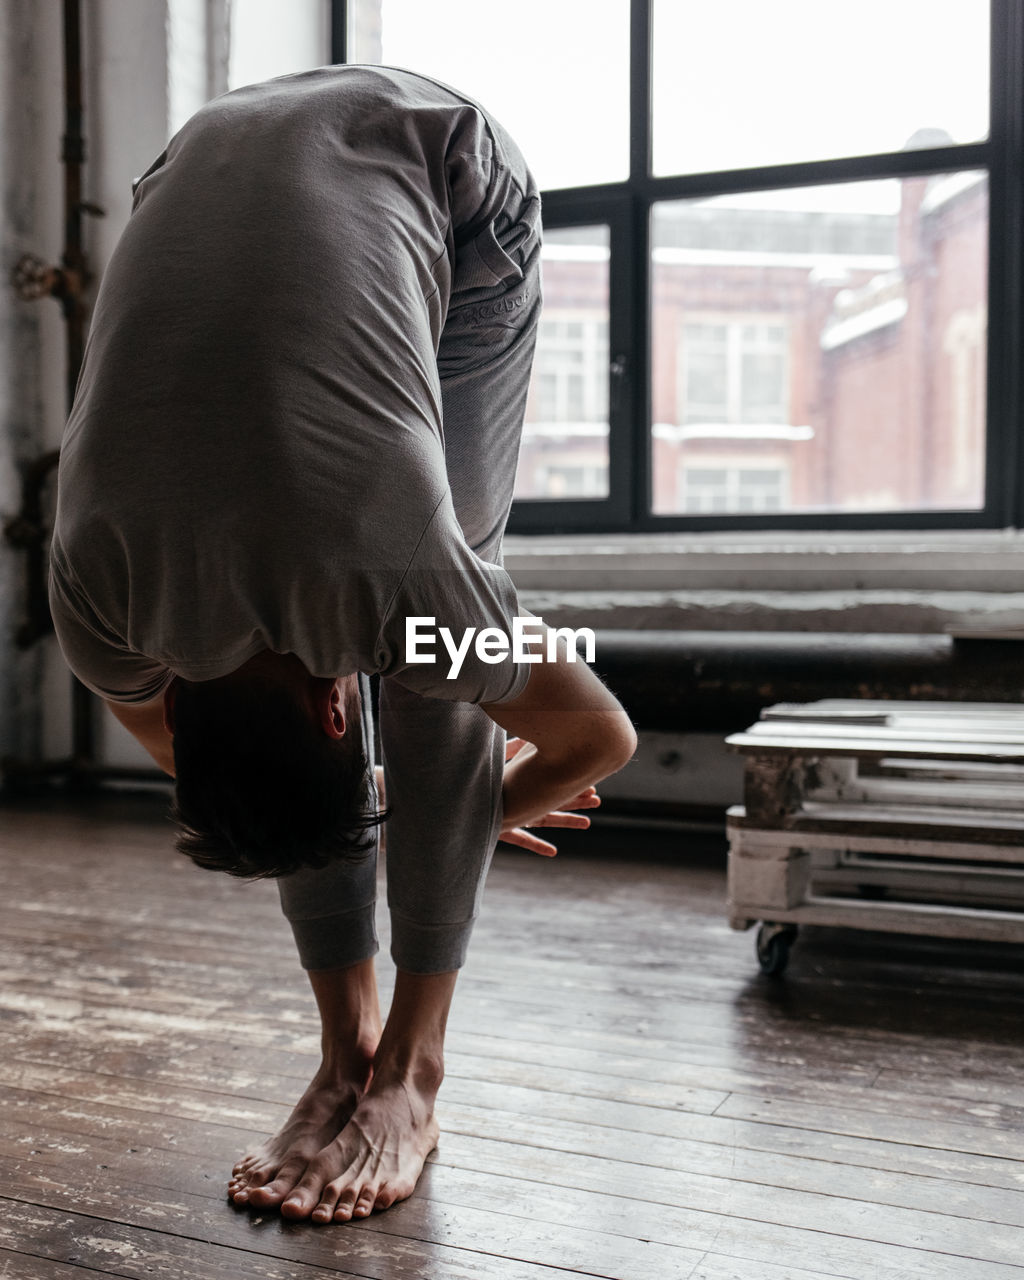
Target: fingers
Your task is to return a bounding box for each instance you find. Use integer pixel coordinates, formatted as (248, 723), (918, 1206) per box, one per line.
(532, 812), (592, 829)
(498, 827), (559, 857)
(563, 790), (601, 810)
(498, 783), (603, 858)
(504, 736), (528, 761)
(521, 794), (601, 828)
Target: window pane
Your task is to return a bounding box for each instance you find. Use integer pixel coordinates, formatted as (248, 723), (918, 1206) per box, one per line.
(349, 1), (629, 190)
(653, 0), (989, 176)
(228, 0), (329, 90)
(651, 174), (988, 516)
(517, 227), (611, 501)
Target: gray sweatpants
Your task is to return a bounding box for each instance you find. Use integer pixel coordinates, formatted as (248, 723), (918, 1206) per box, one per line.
(277, 140), (542, 975)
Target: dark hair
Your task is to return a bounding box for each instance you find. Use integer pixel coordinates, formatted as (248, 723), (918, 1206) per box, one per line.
(169, 676), (386, 878)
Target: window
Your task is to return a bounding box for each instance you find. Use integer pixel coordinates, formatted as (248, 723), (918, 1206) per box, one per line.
(652, 175), (991, 515)
(515, 228), (611, 501)
(537, 463), (611, 499)
(341, 0), (629, 190)
(678, 319), (790, 427)
(681, 465), (789, 514)
(228, 0), (330, 91)
(516, 309), (611, 500)
(533, 317), (610, 425)
(338, 1), (1021, 533)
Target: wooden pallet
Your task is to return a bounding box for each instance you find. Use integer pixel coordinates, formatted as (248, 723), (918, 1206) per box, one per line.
(725, 700), (1024, 972)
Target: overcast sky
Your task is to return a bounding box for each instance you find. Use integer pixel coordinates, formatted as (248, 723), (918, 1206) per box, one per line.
(230, 0), (989, 213)
(375, 0), (988, 210)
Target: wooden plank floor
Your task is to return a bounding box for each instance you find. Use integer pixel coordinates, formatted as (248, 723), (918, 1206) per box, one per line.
(1, 794), (1024, 1280)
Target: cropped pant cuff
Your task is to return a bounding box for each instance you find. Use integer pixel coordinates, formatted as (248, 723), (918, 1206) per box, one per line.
(389, 913), (477, 975)
(285, 903), (379, 972)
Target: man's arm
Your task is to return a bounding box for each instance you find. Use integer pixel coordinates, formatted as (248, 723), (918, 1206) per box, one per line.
(481, 628), (637, 834)
(105, 697), (175, 777)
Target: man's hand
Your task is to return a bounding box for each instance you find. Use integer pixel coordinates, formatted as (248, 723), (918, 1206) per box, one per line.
(498, 737), (601, 856)
(483, 626), (636, 857)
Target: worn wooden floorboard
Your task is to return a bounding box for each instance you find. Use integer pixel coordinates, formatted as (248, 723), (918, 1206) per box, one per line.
(0, 1247), (111, 1280)
(2, 796), (1024, 1280)
(6, 1067), (1024, 1253)
(5, 941), (1024, 1106)
(3, 1123), (1023, 1280)
(10, 997), (1022, 1167)
(13, 1049), (1016, 1177)
(6, 1093), (1022, 1230)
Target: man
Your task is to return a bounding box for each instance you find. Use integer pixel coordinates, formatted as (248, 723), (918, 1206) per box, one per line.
(49, 65), (636, 1225)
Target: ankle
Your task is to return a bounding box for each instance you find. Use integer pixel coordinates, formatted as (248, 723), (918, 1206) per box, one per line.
(318, 1033), (378, 1087)
(373, 1043), (445, 1096)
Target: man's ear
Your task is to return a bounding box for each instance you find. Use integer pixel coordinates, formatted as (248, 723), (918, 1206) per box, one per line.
(163, 678), (179, 735)
(317, 678), (347, 740)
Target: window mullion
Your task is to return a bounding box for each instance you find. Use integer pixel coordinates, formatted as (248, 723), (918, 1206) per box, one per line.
(988, 0), (1024, 526)
(330, 0), (346, 63)
(629, 0), (652, 184)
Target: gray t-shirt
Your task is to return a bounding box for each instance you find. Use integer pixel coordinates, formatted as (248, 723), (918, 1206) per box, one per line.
(49, 66), (531, 706)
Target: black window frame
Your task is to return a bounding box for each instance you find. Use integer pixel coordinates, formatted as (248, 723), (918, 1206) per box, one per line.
(333, 0), (1024, 535)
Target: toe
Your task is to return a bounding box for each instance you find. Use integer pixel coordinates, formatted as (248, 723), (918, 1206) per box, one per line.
(311, 1178), (344, 1224)
(231, 1164), (274, 1204)
(352, 1187), (376, 1218)
(332, 1189), (359, 1222)
(249, 1181), (287, 1209)
(280, 1188), (318, 1220)
(248, 1162), (306, 1209)
(280, 1167), (330, 1221)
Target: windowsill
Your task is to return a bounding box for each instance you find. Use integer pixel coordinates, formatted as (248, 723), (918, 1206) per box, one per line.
(503, 528), (1024, 633)
(504, 527), (1024, 590)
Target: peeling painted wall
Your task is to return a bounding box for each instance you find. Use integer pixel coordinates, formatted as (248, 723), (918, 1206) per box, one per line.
(2, 0), (329, 776)
(0, 0), (64, 762)
(1, 0), (171, 771)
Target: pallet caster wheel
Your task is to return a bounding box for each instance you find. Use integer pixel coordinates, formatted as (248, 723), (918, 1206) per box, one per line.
(756, 923), (798, 976)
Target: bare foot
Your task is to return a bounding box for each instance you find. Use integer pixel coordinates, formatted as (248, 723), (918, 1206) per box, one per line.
(249, 1059), (443, 1222)
(227, 1058), (372, 1207)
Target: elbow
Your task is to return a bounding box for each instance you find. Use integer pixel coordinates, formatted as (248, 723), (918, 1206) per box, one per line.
(615, 718), (639, 771)
(597, 711), (637, 777)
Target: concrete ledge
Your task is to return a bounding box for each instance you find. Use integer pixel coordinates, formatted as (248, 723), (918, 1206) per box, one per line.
(515, 588), (1024, 636)
(504, 528), (1024, 593)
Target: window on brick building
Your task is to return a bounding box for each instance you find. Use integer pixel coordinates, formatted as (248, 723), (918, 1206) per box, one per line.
(515, 227), (612, 501)
(679, 320), (790, 427)
(538, 463), (611, 499)
(534, 317), (610, 426)
(681, 465), (789, 514)
(339, 0), (1019, 533)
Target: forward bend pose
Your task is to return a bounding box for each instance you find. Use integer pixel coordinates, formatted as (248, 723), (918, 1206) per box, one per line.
(49, 66), (636, 1224)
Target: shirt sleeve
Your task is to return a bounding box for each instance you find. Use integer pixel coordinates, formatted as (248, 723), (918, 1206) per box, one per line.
(374, 498), (532, 705)
(48, 564), (174, 704)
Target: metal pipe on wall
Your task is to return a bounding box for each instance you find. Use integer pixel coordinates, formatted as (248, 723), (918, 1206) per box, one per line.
(591, 631), (1024, 734)
(60, 0), (98, 768)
